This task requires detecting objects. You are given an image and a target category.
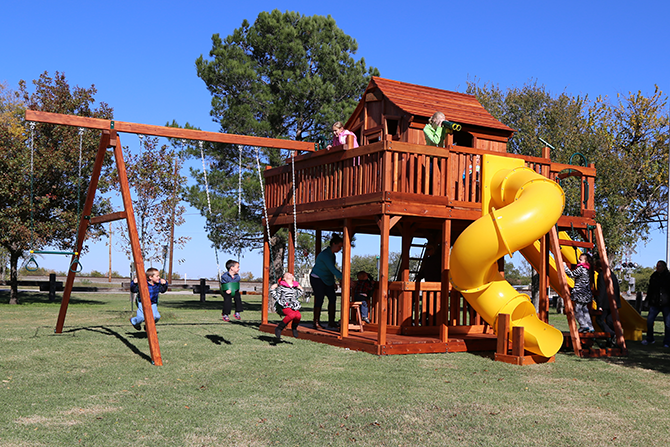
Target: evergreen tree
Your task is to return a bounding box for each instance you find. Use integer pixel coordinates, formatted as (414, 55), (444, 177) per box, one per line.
(190, 10), (379, 277)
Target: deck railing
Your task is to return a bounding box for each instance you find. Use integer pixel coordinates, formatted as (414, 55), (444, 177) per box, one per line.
(264, 140), (596, 216)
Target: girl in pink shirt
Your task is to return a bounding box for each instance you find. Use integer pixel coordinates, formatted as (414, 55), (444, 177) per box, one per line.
(327, 121), (359, 150)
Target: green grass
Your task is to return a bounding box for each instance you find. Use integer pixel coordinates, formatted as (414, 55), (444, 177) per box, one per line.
(2, 291), (670, 446)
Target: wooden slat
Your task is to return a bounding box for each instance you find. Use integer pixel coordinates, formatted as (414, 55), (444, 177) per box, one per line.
(594, 223), (627, 352)
(57, 131), (111, 334)
(548, 227), (582, 356)
(89, 211), (127, 225)
(26, 110), (315, 152)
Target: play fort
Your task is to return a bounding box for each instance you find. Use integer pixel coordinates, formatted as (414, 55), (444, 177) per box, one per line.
(25, 77), (644, 366)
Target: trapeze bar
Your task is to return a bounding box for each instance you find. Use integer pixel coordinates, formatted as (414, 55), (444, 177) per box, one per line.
(31, 250), (79, 256)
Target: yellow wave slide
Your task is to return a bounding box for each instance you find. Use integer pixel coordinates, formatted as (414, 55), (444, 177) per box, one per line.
(450, 155), (565, 357)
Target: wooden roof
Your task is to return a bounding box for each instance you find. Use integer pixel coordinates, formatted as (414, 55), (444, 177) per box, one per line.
(355, 77), (515, 134)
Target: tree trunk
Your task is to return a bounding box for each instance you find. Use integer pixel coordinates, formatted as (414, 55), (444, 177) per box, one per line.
(9, 250), (20, 305)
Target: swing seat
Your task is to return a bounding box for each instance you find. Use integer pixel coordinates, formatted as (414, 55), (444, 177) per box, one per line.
(220, 282), (240, 294)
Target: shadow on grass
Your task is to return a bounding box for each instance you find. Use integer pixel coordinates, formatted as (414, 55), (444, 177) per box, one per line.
(205, 334), (231, 345)
(0, 291), (105, 306)
(160, 300), (263, 312)
(255, 334), (291, 347)
(61, 325), (153, 363)
(601, 343), (670, 374)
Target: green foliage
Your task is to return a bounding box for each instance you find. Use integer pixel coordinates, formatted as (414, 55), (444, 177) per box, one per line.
(627, 265), (655, 295)
(504, 259), (531, 285)
(190, 10), (378, 274)
(467, 80), (669, 261)
(350, 254), (380, 280)
(0, 73), (113, 303)
(18, 266), (57, 276)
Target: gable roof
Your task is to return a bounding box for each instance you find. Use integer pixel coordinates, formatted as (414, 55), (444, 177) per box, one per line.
(360, 77), (515, 134)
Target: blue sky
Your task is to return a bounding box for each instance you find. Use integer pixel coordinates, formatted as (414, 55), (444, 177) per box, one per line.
(2, 0), (668, 279)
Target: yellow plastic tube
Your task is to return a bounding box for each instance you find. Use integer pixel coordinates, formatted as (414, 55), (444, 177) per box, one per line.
(450, 155), (565, 357)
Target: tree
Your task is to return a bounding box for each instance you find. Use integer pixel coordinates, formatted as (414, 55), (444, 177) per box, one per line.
(467, 80), (669, 262)
(0, 73), (113, 304)
(191, 10), (379, 280)
(351, 254), (380, 281)
(111, 136), (190, 271)
(504, 259), (531, 286)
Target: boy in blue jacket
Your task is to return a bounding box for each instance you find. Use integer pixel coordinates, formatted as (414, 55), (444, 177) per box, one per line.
(130, 267), (168, 330)
(220, 259), (243, 322)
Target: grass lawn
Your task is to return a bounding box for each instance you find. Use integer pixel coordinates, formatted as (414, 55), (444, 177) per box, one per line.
(2, 290), (670, 446)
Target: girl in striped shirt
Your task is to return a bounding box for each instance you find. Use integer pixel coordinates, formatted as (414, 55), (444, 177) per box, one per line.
(270, 272), (304, 340)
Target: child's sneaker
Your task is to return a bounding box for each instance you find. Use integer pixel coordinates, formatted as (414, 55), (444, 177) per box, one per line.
(130, 318), (141, 331)
(234, 312), (241, 320)
(222, 314), (230, 322)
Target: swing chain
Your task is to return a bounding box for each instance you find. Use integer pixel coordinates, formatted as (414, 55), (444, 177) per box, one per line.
(291, 149), (297, 250)
(199, 140), (221, 279)
(237, 144), (243, 261)
(255, 147), (276, 284)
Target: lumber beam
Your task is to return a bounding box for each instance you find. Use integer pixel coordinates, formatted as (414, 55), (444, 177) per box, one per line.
(548, 227), (582, 356)
(25, 110), (315, 152)
(89, 211), (128, 225)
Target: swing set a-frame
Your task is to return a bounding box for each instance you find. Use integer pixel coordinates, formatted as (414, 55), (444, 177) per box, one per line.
(25, 109), (315, 366)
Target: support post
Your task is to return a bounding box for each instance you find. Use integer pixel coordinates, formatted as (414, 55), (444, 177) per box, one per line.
(539, 233), (549, 323)
(341, 219), (353, 338)
(496, 313), (511, 355)
(548, 227), (582, 356)
(377, 215), (390, 347)
(57, 131), (111, 333)
(401, 223), (413, 327)
(47, 273), (56, 302)
(199, 278), (207, 303)
(440, 219), (451, 343)
(594, 223), (627, 352)
(114, 133), (162, 365)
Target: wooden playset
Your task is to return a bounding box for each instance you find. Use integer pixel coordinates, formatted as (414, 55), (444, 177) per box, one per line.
(24, 77), (636, 365)
(257, 77), (630, 363)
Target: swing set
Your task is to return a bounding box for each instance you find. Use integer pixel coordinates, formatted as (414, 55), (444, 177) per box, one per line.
(24, 122), (84, 274)
(25, 109), (314, 366)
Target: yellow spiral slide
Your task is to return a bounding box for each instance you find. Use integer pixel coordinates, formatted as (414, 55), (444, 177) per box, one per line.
(450, 154), (565, 357)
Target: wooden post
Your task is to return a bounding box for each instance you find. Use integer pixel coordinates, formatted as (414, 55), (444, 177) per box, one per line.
(594, 223), (627, 352)
(377, 215), (390, 346)
(315, 230), (322, 257)
(401, 223), (413, 327)
(346, 134), (354, 150)
(539, 233), (549, 323)
(114, 133), (162, 365)
(199, 278), (207, 303)
(512, 327), (525, 357)
(341, 219), (353, 338)
(440, 219), (451, 343)
(496, 313), (511, 355)
(56, 131), (111, 333)
(48, 273), (57, 302)
(548, 227), (582, 356)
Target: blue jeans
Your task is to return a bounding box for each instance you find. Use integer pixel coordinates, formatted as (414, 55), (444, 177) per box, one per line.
(131, 303), (161, 326)
(646, 305), (670, 345)
(354, 294), (369, 320)
(574, 302), (594, 332)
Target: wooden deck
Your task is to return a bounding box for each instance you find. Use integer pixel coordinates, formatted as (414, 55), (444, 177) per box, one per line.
(260, 322), (498, 355)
